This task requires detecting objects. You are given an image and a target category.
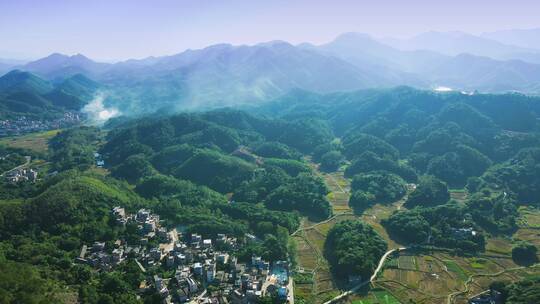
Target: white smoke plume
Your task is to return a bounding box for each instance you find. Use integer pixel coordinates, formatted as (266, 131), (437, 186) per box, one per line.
(82, 93), (121, 124)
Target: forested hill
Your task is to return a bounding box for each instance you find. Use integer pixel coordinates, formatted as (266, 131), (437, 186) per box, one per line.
(95, 87), (540, 255)
(257, 87), (540, 186)
(101, 86), (540, 202)
(1, 86), (540, 302)
(0, 70), (99, 120)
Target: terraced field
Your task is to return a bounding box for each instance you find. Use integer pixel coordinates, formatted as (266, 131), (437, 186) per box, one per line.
(293, 163), (353, 303)
(296, 161), (540, 304)
(350, 206), (540, 304)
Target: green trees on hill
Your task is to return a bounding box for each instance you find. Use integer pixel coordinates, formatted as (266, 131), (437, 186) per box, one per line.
(484, 148), (540, 204)
(262, 158), (310, 176)
(135, 174), (227, 207)
(0, 71), (96, 120)
(253, 141), (301, 160)
(404, 176), (450, 208)
(324, 220), (387, 279)
(50, 126), (101, 171)
(173, 149), (256, 193)
(349, 191), (376, 214)
(349, 171), (407, 214)
(343, 133), (399, 161)
(111, 154), (155, 183)
(0, 146), (27, 173)
(319, 150), (344, 172)
(351, 172), (407, 204)
(264, 172), (331, 220)
(345, 151), (417, 182)
(426, 144), (492, 187)
(383, 205), (486, 253)
(150, 144), (196, 174)
(491, 276), (540, 304)
(0, 259), (56, 304)
(466, 190), (518, 234)
(511, 241), (538, 266)
(277, 118), (333, 153)
(3, 87), (540, 302)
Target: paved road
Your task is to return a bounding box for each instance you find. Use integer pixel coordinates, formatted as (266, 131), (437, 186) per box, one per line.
(287, 276), (295, 304)
(370, 247), (405, 282)
(321, 247), (406, 304)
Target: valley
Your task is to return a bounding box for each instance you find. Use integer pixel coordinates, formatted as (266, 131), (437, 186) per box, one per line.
(3, 2), (540, 304)
(291, 154), (540, 304)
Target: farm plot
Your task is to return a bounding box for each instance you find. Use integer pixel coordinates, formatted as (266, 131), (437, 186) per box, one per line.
(0, 129), (60, 153)
(373, 253), (467, 303)
(350, 288), (402, 304)
(518, 206), (540, 228)
(397, 255), (417, 271)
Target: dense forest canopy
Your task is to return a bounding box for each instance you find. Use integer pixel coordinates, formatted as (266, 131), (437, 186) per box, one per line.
(0, 86), (539, 303)
(324, 220), (387, 279)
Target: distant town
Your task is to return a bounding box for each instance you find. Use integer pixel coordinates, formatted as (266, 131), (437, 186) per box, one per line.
(77, 207), (293, 304)
(0, 112), (81, 137)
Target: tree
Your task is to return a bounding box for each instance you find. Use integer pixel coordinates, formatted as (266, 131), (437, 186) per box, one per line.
(349, 191), (376, 214)
(351, 172), (407, 204)
(111, 154), (155, 183)
(512, 241), (538, 266)
(405, 176), (450, 208)
(324, 220), (387, 279)
(319, 150), (344, 172)
(342, 133), (399, 161)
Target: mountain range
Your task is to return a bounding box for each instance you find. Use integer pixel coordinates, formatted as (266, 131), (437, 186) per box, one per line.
(0, 70), (100, 119)
(2, 29), (540, 115)
(481, 28), (540, 50)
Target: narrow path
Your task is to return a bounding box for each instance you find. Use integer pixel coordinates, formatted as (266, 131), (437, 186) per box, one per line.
(446, 263), (540, 304)
(370, 248), (406, 282)
(294, 227), (326, 298)
(0, 156), (31, 176)
(291, 212), (353, 237)
(326, 172), (348, 194)
(321, 247), (407, 304)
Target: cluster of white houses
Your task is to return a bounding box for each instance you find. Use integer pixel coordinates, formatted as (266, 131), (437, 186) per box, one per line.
(76, 207), (292, 303)
(4, 167), (37, 183)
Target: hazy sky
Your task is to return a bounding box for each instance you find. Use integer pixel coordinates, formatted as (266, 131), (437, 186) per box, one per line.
(1, 0), (539, 61)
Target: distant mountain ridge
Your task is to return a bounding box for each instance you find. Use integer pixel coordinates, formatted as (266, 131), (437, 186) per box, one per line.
(3, 30), (540, 114)
(381, 31), (540, 63)
(481, 28), (540, 50)
(21, 53), (110, 80)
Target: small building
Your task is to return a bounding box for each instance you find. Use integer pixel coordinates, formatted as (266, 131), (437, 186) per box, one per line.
(166, 254), (175, 267)
(137, 209), (150, 222)
(202, 239), (212, 248)
(206, 262), (216, 282)
(191, 234), (202, 247)
(217, 253), (229, 264)
(92, 241), (106, 252)
(193, 262), (203, 276)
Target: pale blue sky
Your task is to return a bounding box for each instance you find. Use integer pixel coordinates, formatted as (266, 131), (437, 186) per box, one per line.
(1, 0), (539, 61)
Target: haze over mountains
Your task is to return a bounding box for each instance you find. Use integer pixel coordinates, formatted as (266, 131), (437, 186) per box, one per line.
(2, 29), (540, 116)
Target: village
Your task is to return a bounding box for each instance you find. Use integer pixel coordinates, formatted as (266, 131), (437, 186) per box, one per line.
(76, 206), (293, 304)
(3, 166), (38, 183)
(0, 112), (81, 137)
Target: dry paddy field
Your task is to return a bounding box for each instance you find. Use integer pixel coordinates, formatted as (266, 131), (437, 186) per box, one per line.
(293, 165), (356, 303)
(0, 129), (60, 153)
(295, 163), (540, 304)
